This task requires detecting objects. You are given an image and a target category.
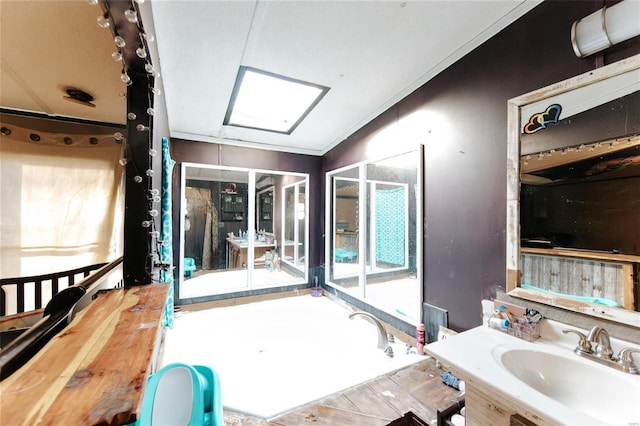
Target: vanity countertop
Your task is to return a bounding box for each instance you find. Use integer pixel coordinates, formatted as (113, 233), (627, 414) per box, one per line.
(226, 237), (275, 249)
(425, 322), (640, 426)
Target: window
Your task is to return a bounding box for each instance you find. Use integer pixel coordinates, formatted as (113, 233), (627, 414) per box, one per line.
(224, 67), (330, 134)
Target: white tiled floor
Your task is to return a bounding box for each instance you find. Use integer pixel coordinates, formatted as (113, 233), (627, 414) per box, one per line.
(161, 295), (422, 418)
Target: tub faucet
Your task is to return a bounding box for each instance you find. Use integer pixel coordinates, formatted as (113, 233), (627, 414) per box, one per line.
(348, 311), (389, 351)
(587, 326), (613, 358)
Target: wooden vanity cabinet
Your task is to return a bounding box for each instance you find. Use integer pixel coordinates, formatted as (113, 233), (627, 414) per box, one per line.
(465, 383), (541, 426)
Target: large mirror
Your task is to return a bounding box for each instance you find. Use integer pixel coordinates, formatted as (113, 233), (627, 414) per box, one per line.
(507, 55), (640, 327)
(179, 164), (308, 300)
(326, 150), (422, 323)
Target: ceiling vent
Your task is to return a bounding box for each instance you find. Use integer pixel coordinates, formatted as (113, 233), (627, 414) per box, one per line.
(63, 87), (96, 108)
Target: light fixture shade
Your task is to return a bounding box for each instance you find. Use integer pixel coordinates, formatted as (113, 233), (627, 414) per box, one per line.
(571, 0), (640, 58)
(606, 1), (640, 44)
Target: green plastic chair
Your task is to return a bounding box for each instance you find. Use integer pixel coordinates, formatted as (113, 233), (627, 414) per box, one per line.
(184, 258), (196, 277)
(133, 363), (223, 426)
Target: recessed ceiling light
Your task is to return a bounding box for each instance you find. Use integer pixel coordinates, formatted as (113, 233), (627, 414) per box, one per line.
(30, 133), (41, 142)
(1, 127), (11, 136)
(224, 67), (330, 134)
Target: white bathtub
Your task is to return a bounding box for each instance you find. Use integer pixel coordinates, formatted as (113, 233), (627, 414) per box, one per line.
(161, 294), (423, 418)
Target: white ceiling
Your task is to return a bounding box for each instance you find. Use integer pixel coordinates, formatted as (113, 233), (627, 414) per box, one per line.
(0, 1), (542, 156)
(151, 0), (542, 155)
(0, 1), (126, 125)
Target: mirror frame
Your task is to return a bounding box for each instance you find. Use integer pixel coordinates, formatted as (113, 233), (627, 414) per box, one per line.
(506, 54), (640, 328)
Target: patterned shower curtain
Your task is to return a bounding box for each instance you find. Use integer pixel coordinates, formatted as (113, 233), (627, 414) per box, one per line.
(375, 187), (405, 266)
(160, 137), (175, 328)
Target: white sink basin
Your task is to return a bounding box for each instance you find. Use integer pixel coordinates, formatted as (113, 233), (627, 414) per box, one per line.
(494, 346), (640, 425)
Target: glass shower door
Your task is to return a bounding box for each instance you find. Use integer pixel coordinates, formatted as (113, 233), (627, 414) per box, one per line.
(326, 149), (422, 324)
(281, 179), (307, 277)
(364, 152), (419, 322)
(329, 166), (361, 295)
(180, 165), (310, 301)
(297, 182), (307, 270)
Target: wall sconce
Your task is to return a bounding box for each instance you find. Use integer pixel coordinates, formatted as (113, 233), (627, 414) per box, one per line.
(571, 0), (640, 58)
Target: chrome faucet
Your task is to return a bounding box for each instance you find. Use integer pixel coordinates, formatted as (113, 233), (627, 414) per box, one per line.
(618, 348), (640, 374)
(587, 326), (613, 358)
(563, 327), (640, 374)
(348, 311), (392, 356)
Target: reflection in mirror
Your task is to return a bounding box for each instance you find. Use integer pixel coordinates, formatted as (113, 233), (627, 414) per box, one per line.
(182, 166), (249, 299)
(332, 174), (360, 281)
(327, 150), (421, 323)
(507, 55), (640, 325)
(282, 179), (307, 273)
(284, 185), (295, 267)
(298, 182), (307, 269)
(180, 164), (308, 300)
(256, 186), (274, 234)
(366, 181), (408, 272)
(365, 152), (419, 320)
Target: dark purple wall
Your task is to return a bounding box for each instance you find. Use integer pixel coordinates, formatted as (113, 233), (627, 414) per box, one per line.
(322, 1), (640, 331)
(169, 139), (323, 276)
(162, 1), (639, 328)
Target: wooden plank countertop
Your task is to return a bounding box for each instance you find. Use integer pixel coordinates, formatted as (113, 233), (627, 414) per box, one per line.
(521, 247), (640, 263)
(0, 284), (169, 426)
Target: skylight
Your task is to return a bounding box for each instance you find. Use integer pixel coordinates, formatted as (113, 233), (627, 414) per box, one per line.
(223, 67), (330, 134)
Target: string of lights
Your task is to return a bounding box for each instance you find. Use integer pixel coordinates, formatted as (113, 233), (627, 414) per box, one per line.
(522, 135), (639, 167)
(89, 0), (166, 284)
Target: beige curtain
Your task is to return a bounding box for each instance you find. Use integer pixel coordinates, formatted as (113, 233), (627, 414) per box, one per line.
(0, 137), (124, 278)
(184, 187), (218, 270)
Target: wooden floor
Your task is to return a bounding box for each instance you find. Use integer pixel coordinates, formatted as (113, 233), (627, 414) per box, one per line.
(223, 358), (461, 425)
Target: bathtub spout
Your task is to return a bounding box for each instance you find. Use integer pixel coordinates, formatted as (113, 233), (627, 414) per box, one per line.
(348, 311), (389, 351)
